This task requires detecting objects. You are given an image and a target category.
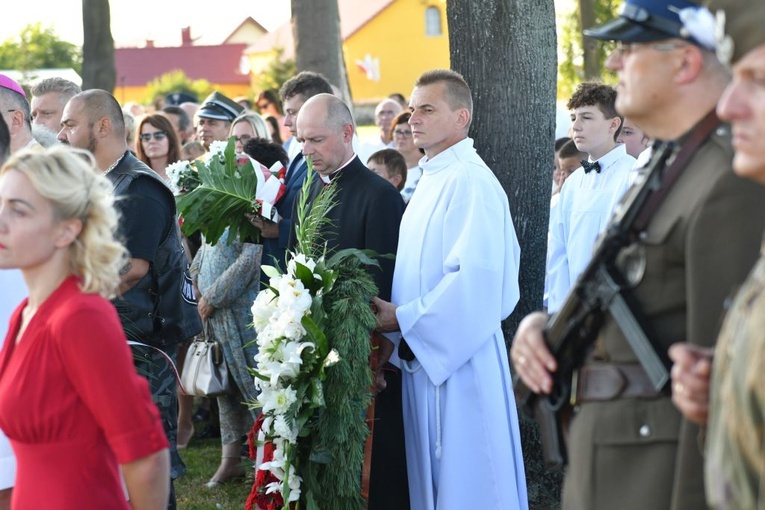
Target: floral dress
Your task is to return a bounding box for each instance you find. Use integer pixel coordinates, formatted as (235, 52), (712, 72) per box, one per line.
(194, 229), (262, 444)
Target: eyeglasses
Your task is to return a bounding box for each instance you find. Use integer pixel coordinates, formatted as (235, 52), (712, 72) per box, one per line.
(257, 101), (271, 110)
(139, 131), (167, 142)
(393, 129), (412, 138)
(614, 41), (688, 57)
(234, 134), (253, 144)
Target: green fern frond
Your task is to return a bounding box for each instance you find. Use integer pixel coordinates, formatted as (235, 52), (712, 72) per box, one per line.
(176, 137), (261, 246)
(294, 156), (338, 260)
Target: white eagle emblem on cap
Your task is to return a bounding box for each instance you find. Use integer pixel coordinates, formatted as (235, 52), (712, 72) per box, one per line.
(714, 9), (734, 66)
(676, 6), (716, 51)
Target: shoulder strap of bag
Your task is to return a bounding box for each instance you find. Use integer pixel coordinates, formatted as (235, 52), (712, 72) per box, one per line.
(127, 340), (186, 394)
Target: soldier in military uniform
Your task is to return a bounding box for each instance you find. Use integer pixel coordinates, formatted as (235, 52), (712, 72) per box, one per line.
(670, 1), (765, 508)
(511, 1), (765, 509)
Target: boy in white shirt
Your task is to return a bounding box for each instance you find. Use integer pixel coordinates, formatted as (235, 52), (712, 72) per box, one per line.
(546, 82), (635, 312)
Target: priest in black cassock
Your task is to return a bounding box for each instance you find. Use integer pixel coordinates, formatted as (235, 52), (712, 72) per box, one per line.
(291, 93), (409, 510)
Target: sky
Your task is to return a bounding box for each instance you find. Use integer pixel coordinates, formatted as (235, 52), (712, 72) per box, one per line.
(1, 0), (292, 48)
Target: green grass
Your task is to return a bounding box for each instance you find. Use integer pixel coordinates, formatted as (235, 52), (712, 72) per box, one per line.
(176, 437), (254, 510)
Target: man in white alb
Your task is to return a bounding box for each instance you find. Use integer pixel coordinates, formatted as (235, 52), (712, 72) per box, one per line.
(373, 69), (528, 510)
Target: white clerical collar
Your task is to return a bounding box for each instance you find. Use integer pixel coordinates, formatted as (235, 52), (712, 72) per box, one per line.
(320, 153), (357, 184)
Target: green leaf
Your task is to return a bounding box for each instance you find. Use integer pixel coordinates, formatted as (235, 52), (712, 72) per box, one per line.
(301, 316), (327, 355)
(327, 248), (388, 269)
(294, 157), (340, 259)
(176, 137), (262, 246)
(262, 265), (281, 279)
(308, 446), (333, 464)
(294, 262), (319, 291)
(305, 489), (320, 510)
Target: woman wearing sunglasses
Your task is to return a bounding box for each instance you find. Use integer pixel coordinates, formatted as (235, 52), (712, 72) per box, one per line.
(136, 114), (181, 182)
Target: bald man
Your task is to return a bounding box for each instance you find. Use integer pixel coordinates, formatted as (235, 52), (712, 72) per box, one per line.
(292, 93), (409, 510)
(59, 89), (201, 510)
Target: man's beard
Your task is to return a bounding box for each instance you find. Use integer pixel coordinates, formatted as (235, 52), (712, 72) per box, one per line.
(86, 133), (98, 155)
(31, 124), (59, 148)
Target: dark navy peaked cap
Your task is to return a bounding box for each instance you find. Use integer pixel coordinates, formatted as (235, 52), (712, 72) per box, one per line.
(584, 0), (708, 47)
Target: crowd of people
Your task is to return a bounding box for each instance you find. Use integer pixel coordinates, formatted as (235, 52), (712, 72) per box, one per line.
(1, 0), (764, 509)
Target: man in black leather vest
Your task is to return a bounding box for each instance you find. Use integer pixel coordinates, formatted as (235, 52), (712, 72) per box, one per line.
(59, 89), (202, 510)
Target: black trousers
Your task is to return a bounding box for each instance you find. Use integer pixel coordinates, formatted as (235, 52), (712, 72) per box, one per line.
(369, 364), (410, 510)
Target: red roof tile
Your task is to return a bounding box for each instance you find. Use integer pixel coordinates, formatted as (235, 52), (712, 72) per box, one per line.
(115, 44), (250, 87)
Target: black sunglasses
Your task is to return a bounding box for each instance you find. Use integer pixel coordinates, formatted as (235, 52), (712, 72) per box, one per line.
(139, 131), (167, 142)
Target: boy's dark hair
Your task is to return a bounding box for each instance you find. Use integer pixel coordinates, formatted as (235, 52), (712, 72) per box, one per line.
(367, 149), (407, 191)
(554, 136), (571, 152)
(279, 71), (333, 102)
(243, 137), (289, 169)
(558, 139), (588, 161)
(567, 82), (623, 139)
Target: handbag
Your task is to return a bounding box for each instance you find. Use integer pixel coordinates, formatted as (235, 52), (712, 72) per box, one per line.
(180, 323), (231, 397)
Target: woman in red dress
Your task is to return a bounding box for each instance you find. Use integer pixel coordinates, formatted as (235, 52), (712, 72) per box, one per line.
(0, 147), (170, 509)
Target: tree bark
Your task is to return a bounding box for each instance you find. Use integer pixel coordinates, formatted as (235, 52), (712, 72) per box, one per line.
(291, 0), (353, 105)
(580, 0), (601, 80)
(81, 0), (116, 92)
(447, 1), (562, 508)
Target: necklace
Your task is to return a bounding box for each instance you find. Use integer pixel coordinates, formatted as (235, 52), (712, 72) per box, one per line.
(104, 152), (126, 175)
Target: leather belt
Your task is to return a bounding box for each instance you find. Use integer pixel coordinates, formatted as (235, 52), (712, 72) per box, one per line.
(571, 363), (661, 405)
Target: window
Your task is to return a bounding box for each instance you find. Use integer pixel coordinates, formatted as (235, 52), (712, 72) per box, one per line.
(425, 6), (442, 37)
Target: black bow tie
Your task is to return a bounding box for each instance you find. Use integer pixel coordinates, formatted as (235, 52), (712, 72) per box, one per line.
(581, 160), (601, 174)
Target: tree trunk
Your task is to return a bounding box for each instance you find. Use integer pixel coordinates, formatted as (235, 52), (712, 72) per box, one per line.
(447, 1), (562, 508)
(579, 0), (601, 80)
(81, 0), (116, 92)
(291, 0), (353, 105)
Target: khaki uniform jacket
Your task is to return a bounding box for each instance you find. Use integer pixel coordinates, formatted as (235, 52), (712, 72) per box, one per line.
(562, 122), (765, 510)
(706, 241), (765, 509)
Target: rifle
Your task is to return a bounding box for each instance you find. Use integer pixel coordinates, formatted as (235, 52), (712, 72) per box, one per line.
(516, 111), (721, 471)
(516, 144), (675, 470)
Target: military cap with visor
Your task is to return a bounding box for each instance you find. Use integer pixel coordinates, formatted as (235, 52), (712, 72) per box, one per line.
(197, 91), (244, 122)
(584, 0), (716, 51)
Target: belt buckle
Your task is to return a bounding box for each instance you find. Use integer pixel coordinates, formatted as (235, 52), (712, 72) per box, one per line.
(569, 369), (580, 407)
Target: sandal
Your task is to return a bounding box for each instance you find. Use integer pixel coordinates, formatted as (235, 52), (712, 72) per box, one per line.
(203, 456), (246, 488)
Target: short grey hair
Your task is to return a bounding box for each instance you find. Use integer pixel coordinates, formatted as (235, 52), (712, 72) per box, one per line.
(30, 77), (81, 101)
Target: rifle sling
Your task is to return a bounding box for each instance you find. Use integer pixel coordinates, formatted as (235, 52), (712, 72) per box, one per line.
(603, 110), (722, 382)
(632, 110), (721, 233)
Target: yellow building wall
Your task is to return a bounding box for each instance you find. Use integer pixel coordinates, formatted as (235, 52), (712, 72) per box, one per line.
(345, 0), (449, 103)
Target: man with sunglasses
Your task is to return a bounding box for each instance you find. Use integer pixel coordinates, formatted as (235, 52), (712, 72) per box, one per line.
(511, 1), (765, 509)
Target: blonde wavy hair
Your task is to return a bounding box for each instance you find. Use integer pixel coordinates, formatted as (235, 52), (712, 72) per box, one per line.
(1, 147), (127, 298)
